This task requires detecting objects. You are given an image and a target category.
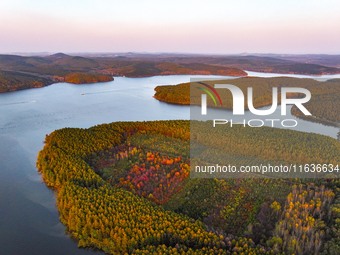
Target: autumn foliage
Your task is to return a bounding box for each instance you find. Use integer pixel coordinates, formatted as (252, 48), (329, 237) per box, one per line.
(64, 72), (113, 84)
(37, 120), (339, 254)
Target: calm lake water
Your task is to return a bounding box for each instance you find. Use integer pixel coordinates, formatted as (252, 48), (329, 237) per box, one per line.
(0, 74), (339, 254)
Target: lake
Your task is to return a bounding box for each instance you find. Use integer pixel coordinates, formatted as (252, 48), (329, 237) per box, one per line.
(0, 73), (339, 254)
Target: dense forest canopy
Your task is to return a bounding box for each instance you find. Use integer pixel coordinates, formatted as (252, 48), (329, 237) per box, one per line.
(0, 70), (54, 92)
(64, 72), (113, 84)
(37, 120), (340, 254)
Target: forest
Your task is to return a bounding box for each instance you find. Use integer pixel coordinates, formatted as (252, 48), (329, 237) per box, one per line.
(0, 70), (53, 92)
(2, 53), (340, 92)
(0, 69), (112, 92)
(64, 72), (113, 84)
(154, 77), (340, 126)
(37, 120), (340, 254)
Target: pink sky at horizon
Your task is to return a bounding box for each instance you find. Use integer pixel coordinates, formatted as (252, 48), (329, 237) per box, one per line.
(0, 0), (339, 54)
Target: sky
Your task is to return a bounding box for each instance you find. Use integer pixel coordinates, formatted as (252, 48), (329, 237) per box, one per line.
(0, 0), (339, 54)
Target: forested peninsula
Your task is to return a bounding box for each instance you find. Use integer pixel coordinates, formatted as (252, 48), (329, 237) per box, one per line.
(37, 120), (340, 254)
(154, 77), (340, 126)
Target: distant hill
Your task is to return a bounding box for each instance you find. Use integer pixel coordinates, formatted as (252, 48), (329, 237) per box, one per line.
(0, 70), (54, 93)
(1, 53), (339, 77)
(1, 53), (340, 92)
(159, 55), (340, 75)
(48, 52), (70, 58)
(257, 54), (340, 68)
(0, 53), (248, 77)
(94, 53), (340, 75)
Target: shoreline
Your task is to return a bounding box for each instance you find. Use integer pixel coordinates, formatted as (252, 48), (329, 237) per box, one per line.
(3, 69), (340, 94)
